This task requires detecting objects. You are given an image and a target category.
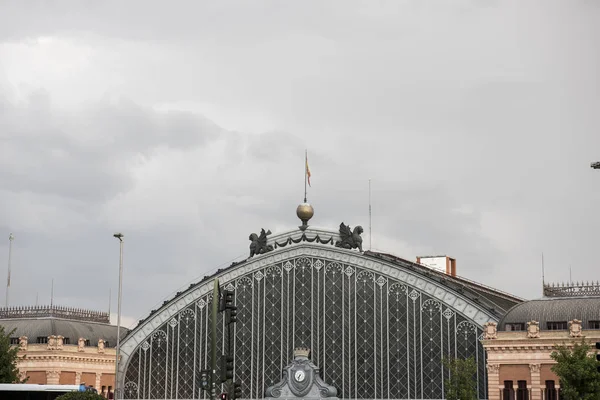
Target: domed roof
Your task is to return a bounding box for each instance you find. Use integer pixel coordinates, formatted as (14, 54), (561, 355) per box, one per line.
(498, 296), (600, 331)
(0, 317), (127, 347)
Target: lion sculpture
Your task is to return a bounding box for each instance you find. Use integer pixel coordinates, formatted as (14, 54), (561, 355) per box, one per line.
(335, 222), (364, 252)
(249, 228), (274, 258)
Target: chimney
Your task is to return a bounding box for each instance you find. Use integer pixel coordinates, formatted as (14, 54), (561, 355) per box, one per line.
(416, 255), (457, 277)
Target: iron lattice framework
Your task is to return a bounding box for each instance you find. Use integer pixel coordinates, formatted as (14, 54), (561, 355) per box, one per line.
(122, 251), (489, 400)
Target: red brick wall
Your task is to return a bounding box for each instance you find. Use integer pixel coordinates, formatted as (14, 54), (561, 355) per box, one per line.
(26, 371), (46, 384)
(81, 372), (96, 388)
(60, 371), (76, 384)
(541, 364), (559, 384)
(101, 373), (115, 388)
(499, 364), (531, 384)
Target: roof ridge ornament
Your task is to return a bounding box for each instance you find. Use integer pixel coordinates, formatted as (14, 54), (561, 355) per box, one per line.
(296, 203), (314, 231)
(249, 229), (274, 258)
(335, 222), (364, 253)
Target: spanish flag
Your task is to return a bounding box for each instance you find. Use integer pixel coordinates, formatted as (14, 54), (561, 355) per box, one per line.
(306, 153), (311, 187)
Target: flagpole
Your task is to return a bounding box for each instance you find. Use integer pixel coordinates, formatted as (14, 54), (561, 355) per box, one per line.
(304, 149), (308, 203)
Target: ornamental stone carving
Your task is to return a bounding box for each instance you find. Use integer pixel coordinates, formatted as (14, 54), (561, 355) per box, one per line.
(265, 348), (338, 400)
(529, 363), (541, 373)
(75, 371), (82, 385)
(47, 335), (57, 350)
(78, 337), (86, 352)
(483, 321), (498, 339)
(95, 373), (102, 390)
(486, 363), (500, 374)
(335, 223), (364, 252)
(527, 320), (540, 338)
(98, 338), (105, 353)
(249, 229), (273, 258)
(18, 370), (27, 382)
(46, 370), (61, 384)
(18, 336), (28, 351)
(48, 335), (64, 350)
(569, 319), (583, 338)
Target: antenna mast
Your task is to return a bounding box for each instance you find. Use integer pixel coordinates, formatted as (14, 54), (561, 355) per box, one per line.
(569, 265), (572, 285)
(50, 278), (54, 308)
(541, 252), (545, 289)
(6, 233), (14, 307)
(369, 179), (372, 251)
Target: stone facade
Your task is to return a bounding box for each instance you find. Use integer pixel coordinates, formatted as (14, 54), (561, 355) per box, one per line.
(482, 321), (600, 400)
(16, 336), (118, 397)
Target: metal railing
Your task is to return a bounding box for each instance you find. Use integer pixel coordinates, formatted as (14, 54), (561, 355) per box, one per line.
(0, 305), (110, 323)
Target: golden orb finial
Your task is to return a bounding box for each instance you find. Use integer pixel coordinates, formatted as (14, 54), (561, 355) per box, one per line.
(296, 202), (314, 231)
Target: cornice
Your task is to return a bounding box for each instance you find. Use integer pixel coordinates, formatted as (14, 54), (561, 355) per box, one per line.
(21, 344), (116, 355)
(484, 331), (600, 340)
(482, 333), (600, 347)
(484, 344), (558, 353)
(18, 353), (116, 364)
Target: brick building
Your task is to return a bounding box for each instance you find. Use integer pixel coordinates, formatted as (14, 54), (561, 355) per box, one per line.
(482, 281), (600, 400)
(0, 305), (128, 398)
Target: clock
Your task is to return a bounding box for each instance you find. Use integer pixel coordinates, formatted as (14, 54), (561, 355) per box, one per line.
(294, 370), (305, 382)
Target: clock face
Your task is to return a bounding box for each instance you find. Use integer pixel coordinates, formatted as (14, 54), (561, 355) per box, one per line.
(294, 370), (305, 382)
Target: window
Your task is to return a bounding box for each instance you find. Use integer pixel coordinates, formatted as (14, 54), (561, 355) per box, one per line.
(63, 337), (70, 345)
(84, 339), (91, 346)
(503, 381), (515, 400)
(37, 336), (48, 344)
(10, 338), (19, 345)
(516, 380), (528, 400)
(589, 320), (600, 330)
(547, 321), (568, 330)
(105, 341), (109, 347)
(545, 380), (557, 400)
(505, 323), (525, 331)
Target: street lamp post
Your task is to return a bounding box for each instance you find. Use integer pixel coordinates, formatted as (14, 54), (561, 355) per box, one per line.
(113, 233), (124, 400)
(591, 161), (600, 169)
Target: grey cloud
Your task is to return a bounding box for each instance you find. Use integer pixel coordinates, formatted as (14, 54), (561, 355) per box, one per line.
(1, 0), (599, 324)
(0, 91), (220, 203)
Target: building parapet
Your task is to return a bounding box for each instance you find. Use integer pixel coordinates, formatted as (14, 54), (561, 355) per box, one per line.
(543, 281), (600, 297)
(0, 305), (110, 323)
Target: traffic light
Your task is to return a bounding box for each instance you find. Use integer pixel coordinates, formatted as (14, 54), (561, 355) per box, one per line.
(219, 290), (236, 313)
(226, 308), (238, 325)
(232, 382), (242, 400)
(596, 342), (600, 373)
(221, 355), (234, 382)
(220, 392), (228, 400)
(200, 370), (211, 392)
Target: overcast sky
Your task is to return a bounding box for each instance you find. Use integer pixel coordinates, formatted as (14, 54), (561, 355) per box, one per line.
(1, 0), (599, 328)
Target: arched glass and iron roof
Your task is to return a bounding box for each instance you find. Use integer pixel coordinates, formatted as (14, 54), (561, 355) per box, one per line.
(118, 227), (521, 400)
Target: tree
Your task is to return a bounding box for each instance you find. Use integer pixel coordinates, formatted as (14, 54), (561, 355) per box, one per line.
(56, 392), (105, 400)
(443, 356), (478, 400)
(0, 325), (24, 383)
(550, 340), (600, 400)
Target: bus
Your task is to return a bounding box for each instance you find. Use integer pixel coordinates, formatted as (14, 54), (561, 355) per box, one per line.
(0, 383), (97, 400)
